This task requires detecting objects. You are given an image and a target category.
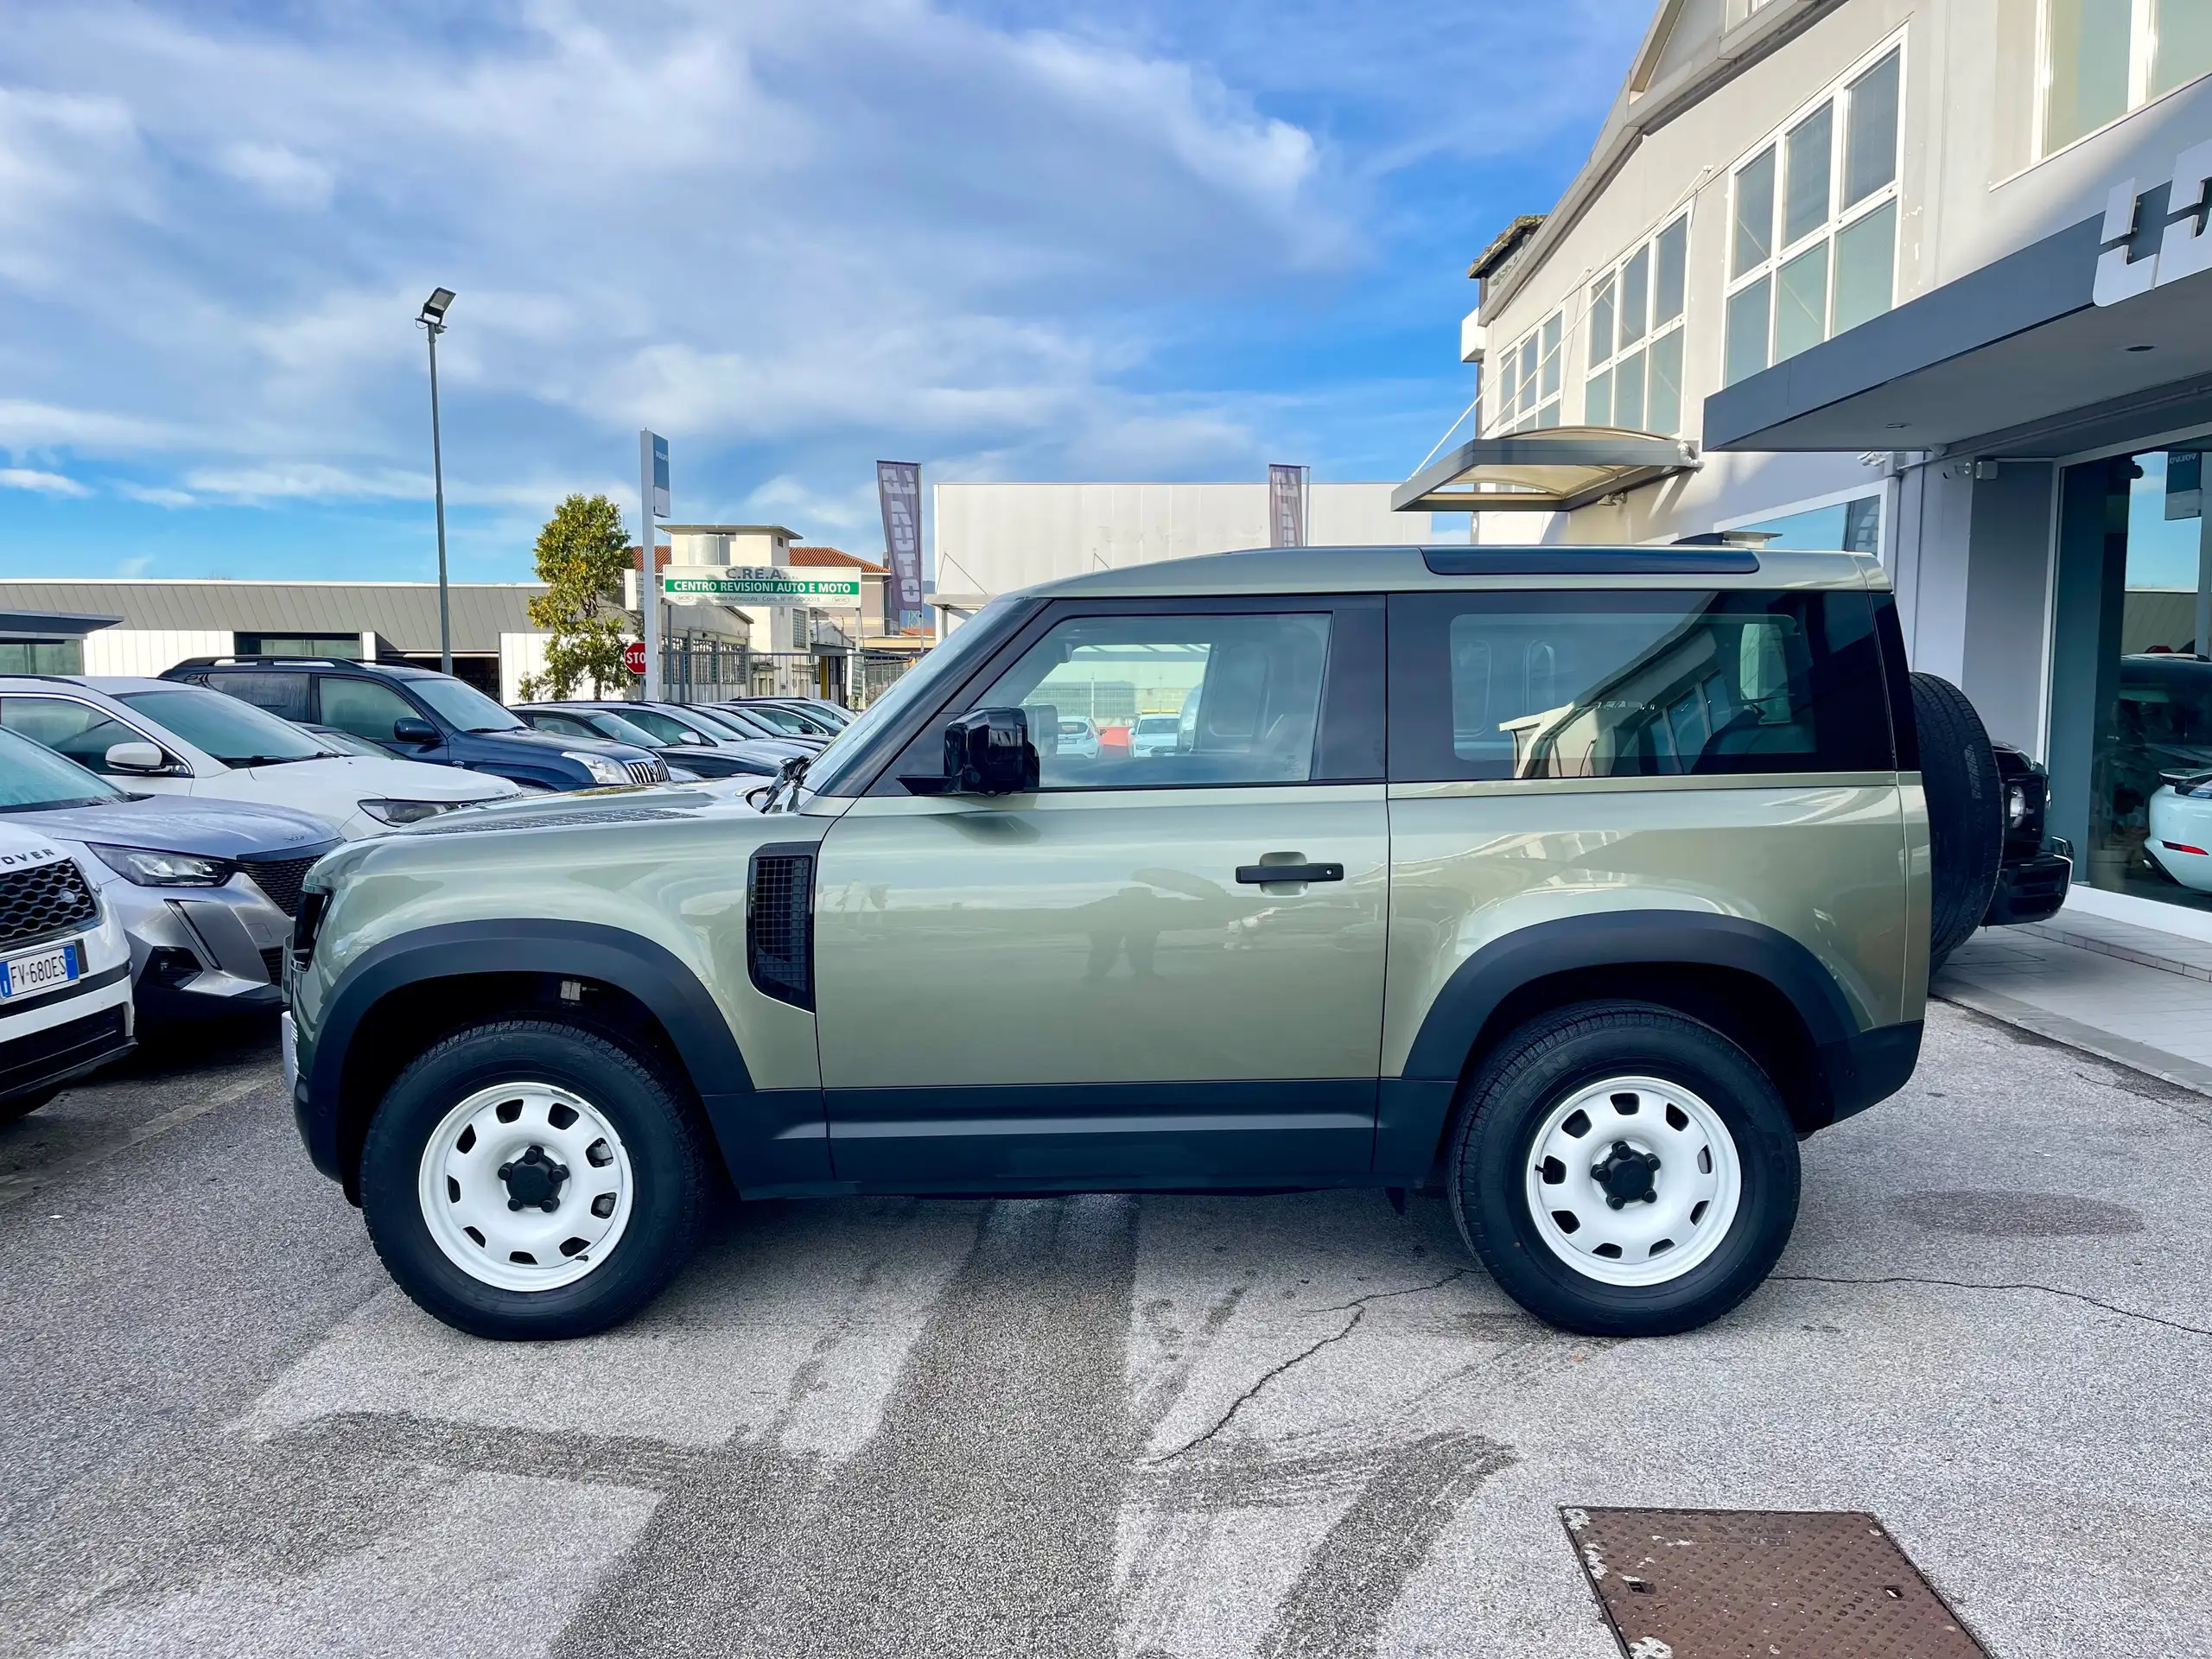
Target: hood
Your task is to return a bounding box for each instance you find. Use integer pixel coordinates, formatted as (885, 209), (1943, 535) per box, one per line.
(0, 795), (342, 856)
(481, 726), (655, 764)
(242, 754), (520, 802)
(395, 782), (725, 836)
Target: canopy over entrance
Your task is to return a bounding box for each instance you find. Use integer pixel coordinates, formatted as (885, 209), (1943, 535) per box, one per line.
(1391, 427), (1702, 514)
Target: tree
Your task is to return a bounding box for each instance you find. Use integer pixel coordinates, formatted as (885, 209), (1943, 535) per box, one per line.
(519, 493), (637, 701)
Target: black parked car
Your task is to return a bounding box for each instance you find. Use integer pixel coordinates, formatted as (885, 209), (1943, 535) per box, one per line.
(513, 704), (785, 779)
(164, 658), (667, 793)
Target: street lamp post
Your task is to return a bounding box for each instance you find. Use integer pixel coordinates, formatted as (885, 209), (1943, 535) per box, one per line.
(417, 287), (456, 676)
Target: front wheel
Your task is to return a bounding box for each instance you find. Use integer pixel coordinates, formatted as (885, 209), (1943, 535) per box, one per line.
(359, 1020), (713, 1339)
(1448, 1002), (1801, 1338)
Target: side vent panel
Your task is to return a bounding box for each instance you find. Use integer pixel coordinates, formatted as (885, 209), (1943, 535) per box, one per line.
(747, 845), (816, 1010)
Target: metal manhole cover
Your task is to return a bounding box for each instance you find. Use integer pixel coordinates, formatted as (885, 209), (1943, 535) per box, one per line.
(1563, 1508), (1988, 1658)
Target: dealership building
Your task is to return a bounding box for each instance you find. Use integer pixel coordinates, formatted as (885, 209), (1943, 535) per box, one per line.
(1415, 0), (2212, 938)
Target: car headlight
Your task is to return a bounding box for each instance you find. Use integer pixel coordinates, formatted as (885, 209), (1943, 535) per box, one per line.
(2006, 783), (2027, 830)
(564, 751), (632, 786)
(89, 844), (235, 887)
(357, 798), (464, 826)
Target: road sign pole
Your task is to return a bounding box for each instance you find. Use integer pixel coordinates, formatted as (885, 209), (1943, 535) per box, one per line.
(639, 431), (660, 702)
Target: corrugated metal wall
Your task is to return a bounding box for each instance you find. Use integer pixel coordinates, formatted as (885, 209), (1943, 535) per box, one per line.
(0, 581), (543, 654)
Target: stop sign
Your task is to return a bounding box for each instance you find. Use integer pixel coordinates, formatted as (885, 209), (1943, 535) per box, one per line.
(623, 640), (647, 677)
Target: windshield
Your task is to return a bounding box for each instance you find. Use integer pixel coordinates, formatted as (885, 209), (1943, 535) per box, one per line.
(115, 688), (332, 766)
(0, 727), (125, 809)
(690, 708), (773, 742)
(586, 712), (668, 750)
(699, 705), (778, 739)
(803, 599), (1020, 797)
(741, 704), (810, 734)
(620, 707), (714, 746)
(410, 675), (524, 732)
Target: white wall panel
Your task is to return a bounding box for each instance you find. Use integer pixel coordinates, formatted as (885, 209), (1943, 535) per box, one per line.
(931, 483), (1430, 604)
(81, 630), (232, 677)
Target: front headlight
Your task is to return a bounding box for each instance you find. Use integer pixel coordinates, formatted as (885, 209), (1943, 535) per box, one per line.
(89, 844), (235, 887)
(2006, 783), (2028, 830)
(564, 751), (631, 786)
(358, 798), (465, 826)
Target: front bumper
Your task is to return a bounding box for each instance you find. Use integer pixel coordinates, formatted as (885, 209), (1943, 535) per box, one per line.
(110, 880), (291, 1023)
(0, 975), (134, 1103)
(1983, 850), (2072, 927)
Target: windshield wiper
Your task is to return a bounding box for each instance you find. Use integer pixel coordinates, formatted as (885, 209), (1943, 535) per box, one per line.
(226, 753), (317, 766)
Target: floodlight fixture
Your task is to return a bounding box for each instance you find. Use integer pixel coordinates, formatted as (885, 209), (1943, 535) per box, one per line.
(419, 287), (455, 327)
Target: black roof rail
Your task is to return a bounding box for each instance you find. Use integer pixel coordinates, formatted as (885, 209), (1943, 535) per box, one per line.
(1421, 548), (1761, 575)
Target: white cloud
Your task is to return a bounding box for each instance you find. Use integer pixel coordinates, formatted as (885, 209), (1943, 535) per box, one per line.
(216, 141), (334, 209)
(114, 481), (196, 507)
(0, 467), (89, 495)
(118, 554), (152, 575)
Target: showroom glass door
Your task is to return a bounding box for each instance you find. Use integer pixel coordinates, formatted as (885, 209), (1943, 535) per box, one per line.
(2059, 444), (2212, 918)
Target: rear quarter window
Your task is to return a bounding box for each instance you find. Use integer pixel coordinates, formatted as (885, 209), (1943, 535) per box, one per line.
(1387, 588), (1894, 782)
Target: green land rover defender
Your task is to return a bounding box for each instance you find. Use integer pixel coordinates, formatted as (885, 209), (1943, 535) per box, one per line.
(285, 544), (1972, 1342)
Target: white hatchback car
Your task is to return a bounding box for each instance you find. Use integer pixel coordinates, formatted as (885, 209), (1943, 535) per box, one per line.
(0, 677), (519, 839)
(0, 820), (133, 1125)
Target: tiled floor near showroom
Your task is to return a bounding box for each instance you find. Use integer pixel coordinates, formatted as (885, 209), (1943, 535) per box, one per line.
(1934, 906), (2212, 1093)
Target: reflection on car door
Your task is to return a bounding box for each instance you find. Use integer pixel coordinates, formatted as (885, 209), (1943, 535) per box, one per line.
(810, 599), (1389, 1189)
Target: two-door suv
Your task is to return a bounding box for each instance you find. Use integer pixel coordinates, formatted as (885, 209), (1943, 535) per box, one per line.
(287, 544), (1942, 1340)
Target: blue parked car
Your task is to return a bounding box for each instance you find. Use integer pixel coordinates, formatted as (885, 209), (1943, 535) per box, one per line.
(162, 658), (668, 793)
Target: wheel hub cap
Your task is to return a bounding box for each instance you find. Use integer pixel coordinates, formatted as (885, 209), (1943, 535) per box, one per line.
(414, 1081), (635, 1293)
(499, 1145), (569, 1212)
(1591, 1140), (1661, 1209)
(1523, 1075), (1745, 1287)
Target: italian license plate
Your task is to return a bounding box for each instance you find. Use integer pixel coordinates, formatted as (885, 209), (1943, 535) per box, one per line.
(1, 943), (79, 1000)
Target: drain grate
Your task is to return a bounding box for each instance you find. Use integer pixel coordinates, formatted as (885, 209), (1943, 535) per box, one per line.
(1562, 1508), (1988, 1659)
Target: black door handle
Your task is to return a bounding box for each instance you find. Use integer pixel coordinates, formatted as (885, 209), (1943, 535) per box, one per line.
(1236, 861), (1344, 885)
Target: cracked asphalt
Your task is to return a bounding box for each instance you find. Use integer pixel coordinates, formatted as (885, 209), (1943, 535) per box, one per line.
(3, 1001), (2209, 1657)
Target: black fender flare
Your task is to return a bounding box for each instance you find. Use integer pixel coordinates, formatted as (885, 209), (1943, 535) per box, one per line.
(302, 920), (772, 1193)
(1376, 912), (1868, 1182)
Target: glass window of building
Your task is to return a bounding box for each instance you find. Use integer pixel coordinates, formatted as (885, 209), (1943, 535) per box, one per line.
(1490, 309), (1564, 432)
(2069, 444), (2212, 919)
(2041, 1), (2212, 156)
(1586, 211), (1689, 435)
(1725, 45), (1903, 385)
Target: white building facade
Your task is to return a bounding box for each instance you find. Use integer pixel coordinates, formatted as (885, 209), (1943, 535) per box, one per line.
(1444, 0), (2212, 937)
(929, 482), (1434, 629)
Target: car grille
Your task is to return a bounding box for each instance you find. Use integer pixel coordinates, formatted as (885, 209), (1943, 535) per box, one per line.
(0, 860), (99, 953)
(240, 855), (320, 918)
(626, 758), (669, 785)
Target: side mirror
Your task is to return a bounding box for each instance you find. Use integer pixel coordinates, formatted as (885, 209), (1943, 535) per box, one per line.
(391, 717), (437, 744)
(903, 707), (1038, 795)
(677, 730), (708, 745)
(949, 707), (1039, 794)
(105, 741), (171, 775)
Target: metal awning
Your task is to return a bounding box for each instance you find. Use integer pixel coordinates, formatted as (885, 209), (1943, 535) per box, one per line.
(1392, 426), (1701, 513)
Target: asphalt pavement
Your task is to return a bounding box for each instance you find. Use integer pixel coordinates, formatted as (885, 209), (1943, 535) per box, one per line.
(2, 1003), (2208, 1657)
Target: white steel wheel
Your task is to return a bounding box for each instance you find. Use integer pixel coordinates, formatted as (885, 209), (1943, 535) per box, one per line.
(416, 1081), (636, 1293)
(1523, 1074), (1742, 1287)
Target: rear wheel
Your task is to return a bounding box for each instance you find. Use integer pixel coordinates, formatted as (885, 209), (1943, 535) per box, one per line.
(359, 1020), (712, 1339)
(1910, 671), (2004, 974)
(1448, 1002), (1800, 1338)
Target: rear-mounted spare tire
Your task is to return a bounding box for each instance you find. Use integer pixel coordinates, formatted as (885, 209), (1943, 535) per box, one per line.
(1910, 671), (2003, 974)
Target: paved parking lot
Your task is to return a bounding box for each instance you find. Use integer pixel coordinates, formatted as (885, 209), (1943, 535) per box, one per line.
(3, 1002), (2208, 1658)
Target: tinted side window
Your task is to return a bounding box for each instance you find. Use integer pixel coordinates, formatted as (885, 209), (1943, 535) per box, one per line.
(529, 713), (596, 738)
(970, 611), (1332, 789)
(317, 677), (423, 744)
(209, 671), (310, 721)
(1387, 588), (1893, 781)
(1, 697), (144, 772)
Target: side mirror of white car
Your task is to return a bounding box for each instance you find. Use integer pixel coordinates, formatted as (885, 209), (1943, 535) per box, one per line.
(105, 741), (174, 774)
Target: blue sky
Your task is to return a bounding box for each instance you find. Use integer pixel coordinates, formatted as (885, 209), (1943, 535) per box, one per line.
(0, 0), (1648, 582)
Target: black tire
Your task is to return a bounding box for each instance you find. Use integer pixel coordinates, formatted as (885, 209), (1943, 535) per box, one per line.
(0, 1085), (60, 1128)
(1447, 1001), (1801, 1338)
(359, 1019), (714, 1340)
(1910, 671), (2003, 974)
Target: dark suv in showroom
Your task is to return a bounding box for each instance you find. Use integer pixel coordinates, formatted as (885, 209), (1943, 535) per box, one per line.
(163, 658), (667, 793)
